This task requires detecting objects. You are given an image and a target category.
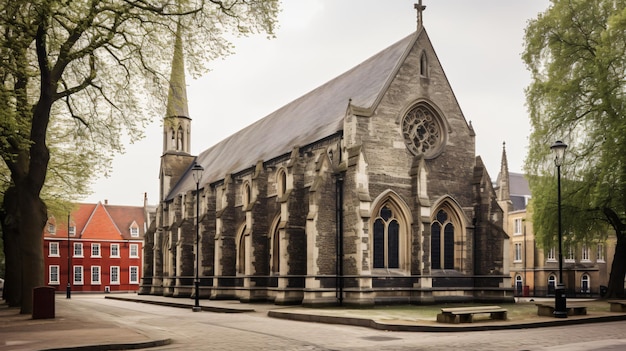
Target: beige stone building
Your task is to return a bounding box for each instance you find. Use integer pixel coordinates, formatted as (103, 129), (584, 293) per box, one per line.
(140, 10), (513, 306)
(497, 145), (612, 297)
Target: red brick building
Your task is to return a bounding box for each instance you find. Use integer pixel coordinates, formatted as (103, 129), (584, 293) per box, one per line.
(44, 201), (146, 293)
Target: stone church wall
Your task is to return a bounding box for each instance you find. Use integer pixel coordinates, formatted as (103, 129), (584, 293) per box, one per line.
(142, 27), (514, 305)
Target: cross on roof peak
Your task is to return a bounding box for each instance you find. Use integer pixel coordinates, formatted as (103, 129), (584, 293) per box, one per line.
(414, 0), (426, 28)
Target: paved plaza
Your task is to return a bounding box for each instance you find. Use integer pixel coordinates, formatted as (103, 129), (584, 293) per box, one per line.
(2, 294), (626, 350)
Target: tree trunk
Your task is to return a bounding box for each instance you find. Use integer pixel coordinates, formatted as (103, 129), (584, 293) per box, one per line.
(603, 208), (626, 299)
(606, 233), (626, 299)
(0, 187), (22, 306)
(16, 187), (47, 314)
(0, 185), (47, 313)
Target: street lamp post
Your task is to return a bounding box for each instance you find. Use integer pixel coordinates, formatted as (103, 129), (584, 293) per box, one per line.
(551, 140), (568, 318)
(67, 213), (71, 299)
(192, 163), (204, 312)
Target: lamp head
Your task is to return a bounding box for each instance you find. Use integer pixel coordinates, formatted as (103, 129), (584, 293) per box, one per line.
(192, 163), (204, 184)
(550, 140), (568, 167)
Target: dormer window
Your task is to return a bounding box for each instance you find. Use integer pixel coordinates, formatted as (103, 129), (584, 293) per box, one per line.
(47, 216), (56, 234)
(130, 226), (139, 237)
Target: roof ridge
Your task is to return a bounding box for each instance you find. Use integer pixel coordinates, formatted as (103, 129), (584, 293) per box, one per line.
(167, 30), (420, 200)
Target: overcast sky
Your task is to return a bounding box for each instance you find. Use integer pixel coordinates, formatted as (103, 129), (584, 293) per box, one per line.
(84, 0), (551, 206)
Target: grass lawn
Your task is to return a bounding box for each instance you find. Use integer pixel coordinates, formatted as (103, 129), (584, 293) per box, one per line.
(288, 299), (613, 323)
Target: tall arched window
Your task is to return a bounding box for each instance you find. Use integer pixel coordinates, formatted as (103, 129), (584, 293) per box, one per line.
(420, 52), (429, 77)
(277, 169), (287, 197)
(431, 209), (455, 270)
(237, 226), (246, 275)
(242, 182), (251, 207)
(373, 205), (400, 269)
(270, 217), (280, 274)
(176, 126), (184, 150)
(169, 128), (176, 149)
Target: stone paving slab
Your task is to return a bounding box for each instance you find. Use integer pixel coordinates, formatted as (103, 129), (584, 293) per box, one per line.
(3, 294), (626, 350)
(0, 300), (171, 351)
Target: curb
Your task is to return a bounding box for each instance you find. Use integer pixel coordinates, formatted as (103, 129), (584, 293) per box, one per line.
(104, 295), (255, 313)
(42, 338), (173, 351)
(102, 296), (626, 333)
(267, 310), (626, 332)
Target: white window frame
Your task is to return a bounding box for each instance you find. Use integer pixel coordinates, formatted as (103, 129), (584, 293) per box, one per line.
(110, 266), (120, 285)
(547, 247), (556, 262)
(514, 242), (522, 262)
(48, 223), (56, 234)
(91, 243), (101, 258)
(49, 242), (60, 257)
(110, 244), (120, 258)
(129, 266), (139, 284)
(597, 243), (605, 262)
(91, 266), (101, 285)
(130, 227), (139, 237)
(581, 244), (591, 262)
(73, 242), (83, 258)
(73, 265), (84, 285)
(513, 218), (523, 235)
(129, 244), (139, 258)
(49, 265), (60, 285)
(565, 245), (575, 262)
(68, 226), (76, 236)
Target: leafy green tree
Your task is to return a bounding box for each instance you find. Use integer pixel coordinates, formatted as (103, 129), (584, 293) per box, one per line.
(0, 0), (278, 313)
(0, 134), (81, 305)
(523, 0), (626, 298)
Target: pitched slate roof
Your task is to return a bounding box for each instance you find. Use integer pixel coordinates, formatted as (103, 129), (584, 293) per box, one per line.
(509, 172), (530, 211)
(167, 29), (422, 200)
(509, 172), (530, 197)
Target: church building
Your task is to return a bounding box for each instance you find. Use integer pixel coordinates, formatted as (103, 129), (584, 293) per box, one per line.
(139, 6), (513, 306)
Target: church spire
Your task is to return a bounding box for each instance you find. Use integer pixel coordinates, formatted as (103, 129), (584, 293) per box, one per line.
(159, 21), (195, 201)
(163, 22), (191, 154)
(414, 0), (426, 29)
(166, 23), (189, 118)
(497, 141), (510, 202)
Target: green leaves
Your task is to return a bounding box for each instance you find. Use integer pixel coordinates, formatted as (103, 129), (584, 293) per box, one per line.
(0, 0), (280, 203)
(524, 0), (626, 244)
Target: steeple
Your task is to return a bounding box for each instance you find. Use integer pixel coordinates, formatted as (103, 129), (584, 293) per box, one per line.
(159, 21), (195, 202)
(497, 141), (511, 203)
(163, 22), (191, 154)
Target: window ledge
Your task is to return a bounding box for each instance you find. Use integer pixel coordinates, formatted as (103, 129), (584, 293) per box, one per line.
(371, 269), (410, 276)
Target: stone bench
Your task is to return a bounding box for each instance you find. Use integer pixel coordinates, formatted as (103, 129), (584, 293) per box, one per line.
(436, 306), (508, 324)
(608, 300), (626, 312)
(535, 303), (587, 317)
